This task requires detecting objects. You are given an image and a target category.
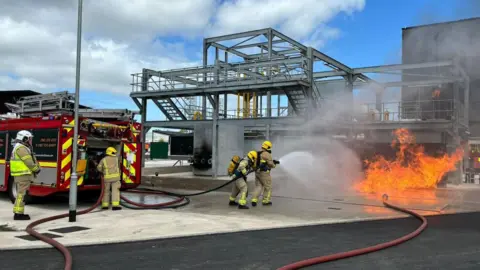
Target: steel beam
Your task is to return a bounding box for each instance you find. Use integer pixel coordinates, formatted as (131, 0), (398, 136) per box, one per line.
(312, 61), (455, 78)
(131, 97), (142, 110)
(205, 28), (270, 43)
(313, 50), (352, 73)
(249, 49), (301, 59)
(210, 42), (250, 59)
(355, 61), (454, 73)
(143, 116), (306, 128)
(233, 39), (286, 50)
(271, 29), (307, 52)
(130, 81), (308, 99)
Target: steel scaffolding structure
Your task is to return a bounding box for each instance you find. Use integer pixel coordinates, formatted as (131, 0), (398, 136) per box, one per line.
(130, 28), (469, 174)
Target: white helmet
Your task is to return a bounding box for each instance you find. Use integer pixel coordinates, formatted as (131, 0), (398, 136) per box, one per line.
(16, 130), (33, 141)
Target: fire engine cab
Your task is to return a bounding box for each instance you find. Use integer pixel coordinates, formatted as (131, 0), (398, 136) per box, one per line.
(0, 91), (142, 203)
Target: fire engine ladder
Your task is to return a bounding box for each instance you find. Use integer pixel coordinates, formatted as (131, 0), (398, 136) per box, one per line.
(5, 91), (75, 116)
(5, 91), (139, 120)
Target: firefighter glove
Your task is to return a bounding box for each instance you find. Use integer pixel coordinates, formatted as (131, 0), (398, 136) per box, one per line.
(273, 160), (280, 165)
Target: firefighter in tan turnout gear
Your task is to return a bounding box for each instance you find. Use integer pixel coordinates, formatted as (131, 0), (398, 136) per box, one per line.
(10, 130), (41, 220)
(97, 147), (122, 211)
(228, 151), (258, 209)
(251, 140), (279, 206)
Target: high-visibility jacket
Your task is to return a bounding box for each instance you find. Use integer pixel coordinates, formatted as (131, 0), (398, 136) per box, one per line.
(10, 143), (40, 177)
(96, 155), (121, 181)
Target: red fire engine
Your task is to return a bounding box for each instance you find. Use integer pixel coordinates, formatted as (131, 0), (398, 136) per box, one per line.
(0, 91), (142, 203)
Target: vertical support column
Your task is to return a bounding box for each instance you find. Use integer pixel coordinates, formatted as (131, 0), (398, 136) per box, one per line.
(464, 78), (470, 125)
(202, 39), (208, 119)
(446, 131), (462, 185)
(260, 94), (263, 117)
(212, 93), (219, 178)
(266, 92), (271, 140)
(375, 88), (384, 119)
(224, 51), (228, 119)
(277, 95), (281, 116)
(140, 98), (147, 168)
(266, 29), (273, 139)
(202, 95), (207, 119)
(306, 47), (314, 121)
(345, 74), (354, 120)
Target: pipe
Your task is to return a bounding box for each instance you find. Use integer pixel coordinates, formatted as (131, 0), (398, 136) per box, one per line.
(276, 194), (428, 270)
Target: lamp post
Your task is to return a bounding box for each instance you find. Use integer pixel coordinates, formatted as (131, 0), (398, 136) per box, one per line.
(69, 0), (83, 222)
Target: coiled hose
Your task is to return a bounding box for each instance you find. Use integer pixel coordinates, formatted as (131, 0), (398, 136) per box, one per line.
(276, 194), (428, 270)
(24, 172), (250, 270)
(25, 178), (188, 270)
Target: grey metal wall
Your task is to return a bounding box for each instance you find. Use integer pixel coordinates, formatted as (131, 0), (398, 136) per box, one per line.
(402, 18), (480, 128)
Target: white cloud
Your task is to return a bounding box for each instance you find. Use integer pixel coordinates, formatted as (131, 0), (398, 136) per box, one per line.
(207, 0), (365, 46)
(0, 0), (366, 105)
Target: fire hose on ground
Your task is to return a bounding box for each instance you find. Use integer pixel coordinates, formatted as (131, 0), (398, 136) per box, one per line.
(276, 194), (428, 270)
(25, 171), (428, 270)
(24, 171), (253, 270)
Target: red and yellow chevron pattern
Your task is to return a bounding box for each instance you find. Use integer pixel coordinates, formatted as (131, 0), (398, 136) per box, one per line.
(60, 119), (84, 188)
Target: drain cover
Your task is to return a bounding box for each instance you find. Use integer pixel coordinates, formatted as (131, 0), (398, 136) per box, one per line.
(16, 233), (62, 241)
(49, 226), (90, 234)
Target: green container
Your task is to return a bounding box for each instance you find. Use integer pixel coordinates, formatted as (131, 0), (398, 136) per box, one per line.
(150, 142), (169, 159)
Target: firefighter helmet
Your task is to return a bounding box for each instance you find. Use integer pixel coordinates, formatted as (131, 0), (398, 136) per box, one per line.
(106, 147), (117, 156)
(16, 130), (33, 142)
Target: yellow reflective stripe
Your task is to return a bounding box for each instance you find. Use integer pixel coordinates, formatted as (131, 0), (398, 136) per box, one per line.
(229, 196), (236, 201)
(20, 155), (32, 161)
(112, 201), (120, 206)
(0, 159), (5, 164)
(39, 162), (57, 168)
(61, 152), (71, 169)
(102, 202), (109, 207)
(241, 168), (247, 175)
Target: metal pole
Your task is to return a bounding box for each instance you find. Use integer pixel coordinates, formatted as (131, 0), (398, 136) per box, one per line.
(69, 0), (83, 222)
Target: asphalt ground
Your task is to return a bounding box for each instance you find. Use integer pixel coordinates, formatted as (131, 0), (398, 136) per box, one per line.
(1, 211), (480, 270)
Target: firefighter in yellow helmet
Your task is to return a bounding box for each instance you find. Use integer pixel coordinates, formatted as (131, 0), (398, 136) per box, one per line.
(251, 140), (279, 206)
(97, 146), (122, 210)
(10, 130), (41, 220)
(228, 150), (258, 209)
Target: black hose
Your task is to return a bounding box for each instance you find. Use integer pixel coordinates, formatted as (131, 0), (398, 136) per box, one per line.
(143, 171), (253, 197)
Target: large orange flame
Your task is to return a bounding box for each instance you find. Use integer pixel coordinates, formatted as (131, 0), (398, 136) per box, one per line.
(355, 128), (463, 198)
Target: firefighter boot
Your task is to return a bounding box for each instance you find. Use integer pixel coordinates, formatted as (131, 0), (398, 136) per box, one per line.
(112, 206), (122, 211)
(228, 196), (238, 206)
(14, 213), (31, 220)
(238, 192), (249, 209)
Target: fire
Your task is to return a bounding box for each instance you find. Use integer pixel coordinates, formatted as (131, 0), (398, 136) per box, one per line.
(355, 128), (463, 197)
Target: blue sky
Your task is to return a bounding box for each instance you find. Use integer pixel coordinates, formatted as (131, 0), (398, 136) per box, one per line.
(75, 0), (479, 124)
(4, 0), (478, 127)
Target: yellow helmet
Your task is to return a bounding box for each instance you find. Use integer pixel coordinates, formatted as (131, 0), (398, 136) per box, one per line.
(247, 150), (258, 162)
(106, 147), (117, 156)
(262, 140), (272, 151)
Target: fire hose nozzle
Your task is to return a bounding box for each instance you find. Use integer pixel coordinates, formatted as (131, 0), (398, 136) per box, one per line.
(382, 194), (389, 201)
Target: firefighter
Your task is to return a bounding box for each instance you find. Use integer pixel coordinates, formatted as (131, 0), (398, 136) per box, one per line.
(10, 130), (41, 220)
(251, 140), (280, 206)
(228, 150), (258, 209)
(96, 147), (122, 210)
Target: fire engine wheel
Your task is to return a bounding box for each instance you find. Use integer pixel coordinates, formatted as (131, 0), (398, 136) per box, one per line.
(7, 177), (34, 205)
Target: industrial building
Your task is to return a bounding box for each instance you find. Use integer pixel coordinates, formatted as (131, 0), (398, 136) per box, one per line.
(130, 19), (476, 183)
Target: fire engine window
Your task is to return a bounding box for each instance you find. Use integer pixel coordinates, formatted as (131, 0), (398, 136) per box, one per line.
(31, 129), (59, 162)
(0, 132), (6, 160)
